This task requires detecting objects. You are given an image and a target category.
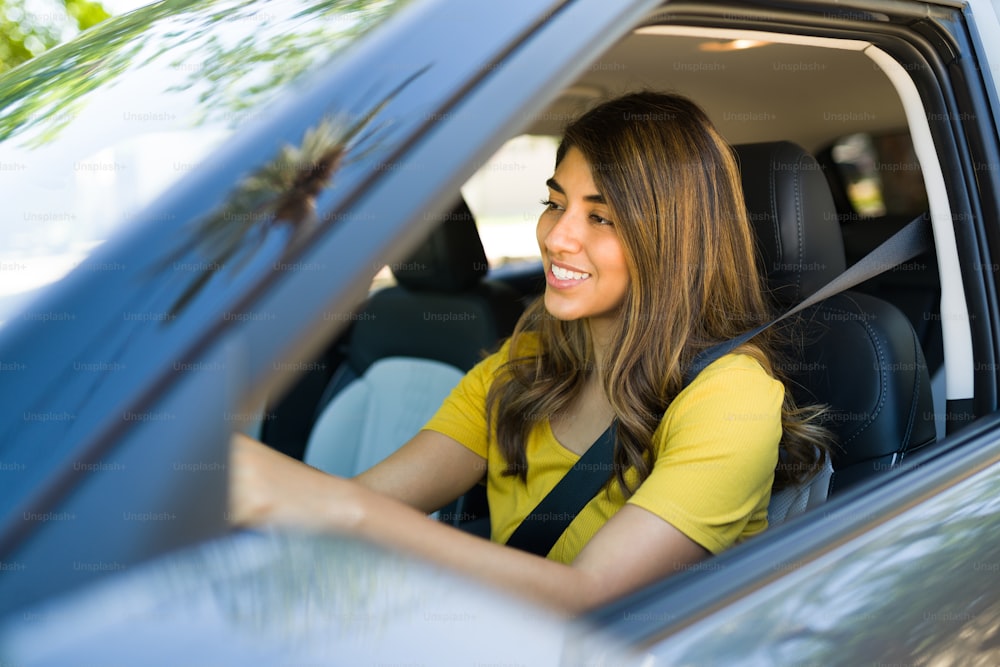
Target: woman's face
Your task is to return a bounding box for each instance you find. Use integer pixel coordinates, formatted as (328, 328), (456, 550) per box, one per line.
(536, 146), (630, 332)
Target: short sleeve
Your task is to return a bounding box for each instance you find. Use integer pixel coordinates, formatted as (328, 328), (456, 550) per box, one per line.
(627, 354), (783, 554)
(421, 338), (515, 458)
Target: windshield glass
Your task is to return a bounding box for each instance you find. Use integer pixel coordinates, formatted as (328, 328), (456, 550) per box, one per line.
(0, 0), (409, 324)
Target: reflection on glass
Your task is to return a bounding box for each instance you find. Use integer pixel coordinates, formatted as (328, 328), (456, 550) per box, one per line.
(159, 115), (360, 315)
(160, 66), (422, 317)
(0, 0), (409, 146)
(0, 0), (410, 323)
(654, 464), (1000, 665)
(0, 532), (577, 664)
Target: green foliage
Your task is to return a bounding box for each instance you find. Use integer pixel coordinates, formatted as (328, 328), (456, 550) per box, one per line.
(0, 0), (411, 147)
(0, 0), (111, 73)
(65, 0), (111, 28)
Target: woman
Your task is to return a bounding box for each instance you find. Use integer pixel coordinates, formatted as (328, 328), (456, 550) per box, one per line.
(230, 91), (831, 614)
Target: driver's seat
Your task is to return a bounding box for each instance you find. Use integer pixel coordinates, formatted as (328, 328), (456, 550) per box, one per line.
(733, 141), (937, 522)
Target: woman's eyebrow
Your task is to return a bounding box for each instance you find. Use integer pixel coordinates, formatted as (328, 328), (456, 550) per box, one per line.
(546, 177), (606, 204)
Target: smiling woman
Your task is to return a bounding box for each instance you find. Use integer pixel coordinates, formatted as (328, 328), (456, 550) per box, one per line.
(229, 91), (833, 614)
(536, 146), (630, 324)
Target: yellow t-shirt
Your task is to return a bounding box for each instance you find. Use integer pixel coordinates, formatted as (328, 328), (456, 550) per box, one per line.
(422, 336), (782, 563)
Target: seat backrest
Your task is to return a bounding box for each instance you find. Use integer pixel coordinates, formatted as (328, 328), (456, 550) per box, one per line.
(734, 141), (937, 499)
(304, 199), (520, 525)
(313, 199), (522, 411)
(305, 358), (464, 476)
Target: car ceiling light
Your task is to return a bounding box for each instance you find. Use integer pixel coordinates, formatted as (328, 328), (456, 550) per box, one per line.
(634, 26), (870, 52)
(698, 39), (769, 52)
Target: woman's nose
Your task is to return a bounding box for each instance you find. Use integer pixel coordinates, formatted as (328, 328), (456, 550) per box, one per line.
(543, 210), (583, 254)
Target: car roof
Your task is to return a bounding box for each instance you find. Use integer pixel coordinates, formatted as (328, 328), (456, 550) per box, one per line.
(529, 28), (907, 151)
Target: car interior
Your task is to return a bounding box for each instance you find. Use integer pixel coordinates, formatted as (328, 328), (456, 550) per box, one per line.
(257, 19), (956, 543)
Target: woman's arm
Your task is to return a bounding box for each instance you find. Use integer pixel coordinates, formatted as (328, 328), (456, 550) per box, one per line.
(229, 434), (708, 614)
(349, 483), (709, 614)
(353, 428), (487, 513)
(230, 429), (485, 521)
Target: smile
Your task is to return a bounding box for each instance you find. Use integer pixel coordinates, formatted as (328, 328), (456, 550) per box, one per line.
(551, 264), (591, 281)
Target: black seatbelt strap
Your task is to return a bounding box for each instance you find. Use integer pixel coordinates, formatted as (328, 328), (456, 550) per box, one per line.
(504, 422), (617, 556)
(504, 212), (932, 558)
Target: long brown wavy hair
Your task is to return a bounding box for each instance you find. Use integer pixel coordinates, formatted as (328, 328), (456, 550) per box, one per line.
(486, 91), (832, 496)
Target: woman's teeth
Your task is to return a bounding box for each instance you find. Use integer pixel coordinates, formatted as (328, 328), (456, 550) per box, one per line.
(552, 265), (590, 281)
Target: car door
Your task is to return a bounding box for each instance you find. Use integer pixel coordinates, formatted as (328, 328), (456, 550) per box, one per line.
(0, 0), (662, 615)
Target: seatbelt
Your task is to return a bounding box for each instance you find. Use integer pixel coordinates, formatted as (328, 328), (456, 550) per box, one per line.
(503, 212), (932, 558)
(687, 213), (932, 380)
(504, 422), (616, 555)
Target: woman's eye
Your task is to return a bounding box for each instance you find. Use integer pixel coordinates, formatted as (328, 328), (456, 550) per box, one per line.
(540, 198), (562, 211)
(590, 214), (614, 226)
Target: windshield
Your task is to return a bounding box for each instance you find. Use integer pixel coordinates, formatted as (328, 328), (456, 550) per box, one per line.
(0, 0), (409, 325)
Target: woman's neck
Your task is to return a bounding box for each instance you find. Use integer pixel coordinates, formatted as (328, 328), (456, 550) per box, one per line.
(587, 317), (615, 381)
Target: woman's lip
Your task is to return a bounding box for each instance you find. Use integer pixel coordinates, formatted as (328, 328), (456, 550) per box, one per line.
(550, 260), (589, 274)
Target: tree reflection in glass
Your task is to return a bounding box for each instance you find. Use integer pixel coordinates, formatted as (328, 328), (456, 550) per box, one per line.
(160, 107), (387, 317)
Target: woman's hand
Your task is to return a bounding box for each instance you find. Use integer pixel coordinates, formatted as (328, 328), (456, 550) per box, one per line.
(228, 434), (707, 614)
(228, 432), (363, 532)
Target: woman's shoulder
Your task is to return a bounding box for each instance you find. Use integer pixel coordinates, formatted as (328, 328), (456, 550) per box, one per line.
(690, 352), (779, 386)
(491, 330), (542, 360)
(472, 331), (542, 378)
(511, 330), (542, 356)
(667, 352), (784, 423)
(646, 352), (784, 468)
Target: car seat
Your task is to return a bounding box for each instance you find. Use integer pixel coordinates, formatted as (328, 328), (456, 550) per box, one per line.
(733, 141), (937, 511)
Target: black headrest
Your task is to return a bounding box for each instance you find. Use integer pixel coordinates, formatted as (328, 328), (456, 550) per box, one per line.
(393, 199), (489, 292)
(734, 141), (847, 306)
